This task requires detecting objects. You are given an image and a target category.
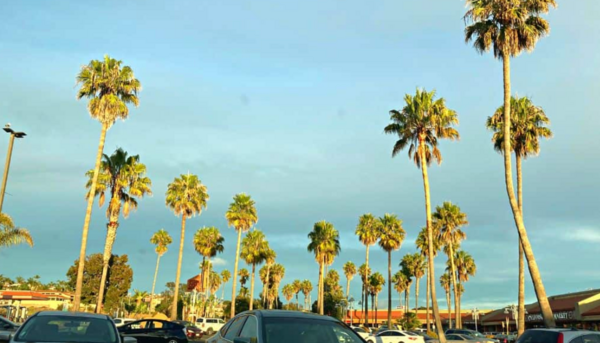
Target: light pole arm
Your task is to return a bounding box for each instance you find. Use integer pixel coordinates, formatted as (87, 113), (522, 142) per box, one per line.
(0, 133), (16, 213)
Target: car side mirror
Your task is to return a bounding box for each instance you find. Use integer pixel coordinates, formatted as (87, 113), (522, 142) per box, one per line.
(0, 333), (12, 343)
(123, 336), (137, 343)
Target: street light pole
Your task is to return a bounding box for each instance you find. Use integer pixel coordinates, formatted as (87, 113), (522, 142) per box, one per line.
(0, 125), (26, 213)
(472, 308), (480, 332)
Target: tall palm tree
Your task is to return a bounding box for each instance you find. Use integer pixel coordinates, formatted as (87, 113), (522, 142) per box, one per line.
(377, 213), (405, 326)
(355, 213), (380, 325)
(193, 227), (225, 298)
(440, 273), (453, 328)
(343, 262), (357, 301)
(464, 0), (557, 328)
(433, 201), (468, 327)
(453, 250), (477, 324)
(400, 255), (415, 316)
(73, 56), (141, 311)
(260, 248), (276, 308)
(392, 271), (409, 312)
(369, 272), (385, 324)
(0, 213), (33, 249)
(416, 226), (441, 330)
(220, 270), (231, 300)
(487, 95), (552, 334)
(307, 220), (341, 315)
(292, 279), (302, 309)
(86, 148), (152, 313)
(225, 193), (258, 318)
(165, 173), (209, 319)
(301, 279), (313, 310)
(240, 229), (269, 310)
(385, 88), (459, 341)
(150, 229), (172, 312)
(282, 284), (295, 305)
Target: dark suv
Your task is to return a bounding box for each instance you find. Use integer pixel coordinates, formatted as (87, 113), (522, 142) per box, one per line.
(446, 329), (499, 343)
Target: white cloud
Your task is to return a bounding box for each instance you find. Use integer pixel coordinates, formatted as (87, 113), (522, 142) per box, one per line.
(565, 228), (600, 243)
(211, 257), (228, 266)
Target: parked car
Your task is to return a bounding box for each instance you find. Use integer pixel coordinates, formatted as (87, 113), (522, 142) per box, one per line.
(366, 330), (425, 343)
(410, 331), (439, 343)
(118, 319), (188, 343)
(207, 310), (364, 343)
(446, 330), (499, 343)
(445, 334), (481, 343)
(113, 318), (136, 328)
(517, 328), (600, 343)
(350, 326), (371, 340)
(0, 311), (136, 343)
(172, 321), (203, 340)
(194, 318), (225, 335)
(484, 333), (500, 339)
(375, 324), (402, 334)
(0, 317), (18, 336)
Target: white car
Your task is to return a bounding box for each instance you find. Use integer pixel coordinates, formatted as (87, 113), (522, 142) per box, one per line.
(113, 318), (136, 327)
(195, 317), (226, 335)
(367, 330), (425, 343)
(350, 326), (371, 340)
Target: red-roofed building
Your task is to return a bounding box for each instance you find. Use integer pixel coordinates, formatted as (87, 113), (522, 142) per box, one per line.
(343, 309), (491, 329)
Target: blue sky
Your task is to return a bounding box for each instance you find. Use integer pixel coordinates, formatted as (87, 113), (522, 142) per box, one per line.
(0, 0), (599, 310)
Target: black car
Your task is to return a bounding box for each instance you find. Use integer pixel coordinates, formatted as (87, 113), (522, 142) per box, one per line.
(0, 317), (18, 337)
(118, 319), (188, 343)
(0, 311), (135, 343)
(207, 310), (365, 343)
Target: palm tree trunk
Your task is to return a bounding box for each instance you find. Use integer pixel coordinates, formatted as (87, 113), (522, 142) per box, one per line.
(446, 290), (452, 329)
(249, 263), (256, 310)
(263, 265), (271, 308)
(365, 246), (370, 326)
(387, 251), (392, 326)
(230, 228), (243, 318)
(404, 289), (408, 321)
(406, 287), (411, 314)
(320, 258), (325, 315)
(420, 142), (446, 342)
(346, 277), (351, 301)
(457, 281), (462, 329)
(150, 254), (161, 313)
(516, 156), (525, 336)
(501, 52), (555, 328)
(170, 213), (187, 320)
(426, 264), (430, 331)
(73, 123), (109, 311)
(96, 220), (119, 313)
(222, 280), (226, 300)
(449, 245), (460, 328)
(415, 276), (420, 318)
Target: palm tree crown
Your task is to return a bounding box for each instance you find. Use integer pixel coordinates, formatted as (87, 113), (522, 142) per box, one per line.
(166, 174), (209, 217)
(454, 250), (477, 283)
(416, 226), (441, 257)
(343, 262), (357, 284)
(150, 229), (172, 257)
(240, 230), (270, 266)
(194, 227), (225, 260)
(378, 214), (405, 252)
(307, 221), (341, 261)
(0, 213), (33, 249)
(355, 214), (381, 246)
(434, 202), (469, 247)
(225, 193), (258, 232)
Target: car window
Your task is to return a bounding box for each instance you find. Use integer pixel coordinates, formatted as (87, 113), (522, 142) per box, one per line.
(219, 320), (234, 337)
(354, 328), (366, 333)
(147, 321), (165, 329)
(447, 335), (459, 340)
(113, 319), (121, 324)
(580, 335), (600, 343)
(126, 320), (147, 330)
(263, 317), (363, 343)
(238, 316), (258, 340)
(15, 315), (117, 343)
(219, 319), (225, 324)
(207, 319), (217, 324)
(517, 331), (560, 343)
(224, 316), (247, 341)
(196, 319), (204, 323)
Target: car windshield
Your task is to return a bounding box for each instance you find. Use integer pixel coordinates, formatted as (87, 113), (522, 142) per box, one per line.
(15, 315), (117, 343)
(516, 331), (560, 343)
(471, 332), (485, 338)
(263, 317), (363, 343)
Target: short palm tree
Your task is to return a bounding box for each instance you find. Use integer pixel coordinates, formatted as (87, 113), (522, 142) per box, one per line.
(355, 213), (381, 325)
(433, 201), (468, 327)
(220, 270), (231, 300)
(282, 284), (295, 305)
(301, 279), (313, 310)
(86, 148), (152, 313)
(165, 173), (209, 319)
(193, 227), (225, 297)
(238, 268), (250, 296)
(440, 273), (453, 328)
(416, 226), (441, 330)
(307, 220), (340, 315)
(269, 263), (285, 309)
(240, 229), (269, 310)
(225, 193), (258, 317)
(343, 261), (357, 301)
(133, 289), (148, 309)
(73, 55), (141, 311)
(260, 248), (276, 308)
(369, 272), (385, 323)
(150, 229), (172, 312)
(464, 0), (557, 328)
(412, 254), (426, 318)
(385, 88), (459, 341)
(378, 213), (405, 326)
(292, 279), (302, 309)
(358, 263), (371, 317)
(392, 270), (409, 312)
(487, 95), (552, 334)
(453, 250), (476, 323)
(399, 254), (416, 314)
(0, 213), (33, 250)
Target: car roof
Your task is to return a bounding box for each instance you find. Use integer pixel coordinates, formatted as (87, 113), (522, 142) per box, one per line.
(238, 310), (339, 321)
(35, 311), (110, 320)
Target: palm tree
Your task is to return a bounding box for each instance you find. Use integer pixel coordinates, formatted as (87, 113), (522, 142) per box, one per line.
(392, 271), (409, 312)
(416, 226), (441, 331)
(220, 269), (231, 300)
(260, 248), (276, 308)
(377, 213), (405, 326)
(282, 284), (295, 305)
(343, 262), (357, 301)
(73, 56), (141, 311)
(193, 226), (225, 298)
(487, 96), (552, 334)
(358, 263), (371, 318)
(269, 263), (285, 309)
(225, 193), (258, 318)
(464, 0), (557, 328)
(440, 273), (453, 328)
(292, 279), (302, 309)
(240, 229), (269, 310)
(86, 148), (152, 313)
(412, 254), (426, 318)
(133, 289), (148, 309)
(385, 88), (459, 341)
(453, 250), (476, 324)
(238, 268), (250, 296)
(149, 229), (172, 312)
(369, 272), (385, 324)
(301, 279), (313, 310)
(165, 173), (209, 319)
(355, 213), (381, 325)
(0, 213), (33, 249)
(433, 201), (468, 327)
(208, 271), (222, 317)
(307, 220), (341, 315)
(400, 254), (415, 315)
